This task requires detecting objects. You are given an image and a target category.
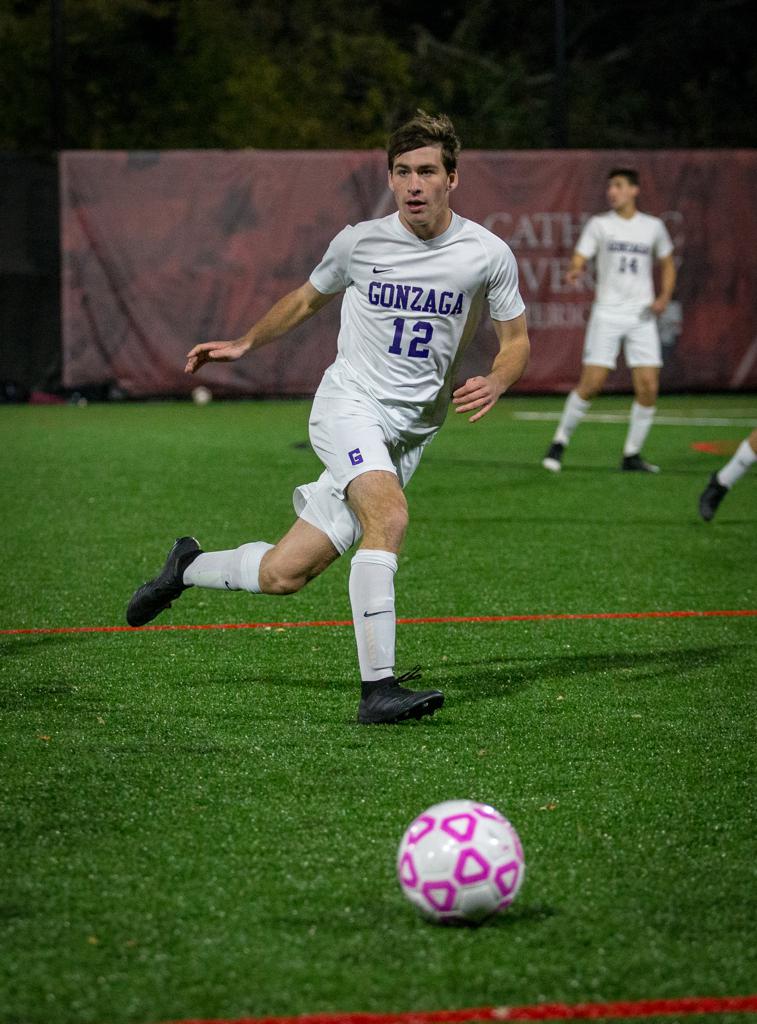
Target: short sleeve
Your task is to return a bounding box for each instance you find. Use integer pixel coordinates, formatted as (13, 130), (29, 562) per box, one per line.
(654, 219), (674, 259)
(309, 226), (356, 294)
(487, 243), (526, 322)
(575, 217), (601, 259)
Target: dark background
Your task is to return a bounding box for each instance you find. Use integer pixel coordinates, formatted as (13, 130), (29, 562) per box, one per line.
(2, 0), (756, 395)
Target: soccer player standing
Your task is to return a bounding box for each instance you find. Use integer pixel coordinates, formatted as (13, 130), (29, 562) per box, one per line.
(126, 112), (530, 724)
(542, 168), (676, 473)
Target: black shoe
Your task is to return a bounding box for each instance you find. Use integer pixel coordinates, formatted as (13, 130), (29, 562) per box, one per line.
(358, 667), (444, 725)
(542, 441), (565, 473)
(621, 453), (660, 473)
(126, 537), (202, 627)
(698, 473), (729, 522)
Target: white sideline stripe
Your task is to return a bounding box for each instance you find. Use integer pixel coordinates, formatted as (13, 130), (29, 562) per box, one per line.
(513, 412), (756, 427)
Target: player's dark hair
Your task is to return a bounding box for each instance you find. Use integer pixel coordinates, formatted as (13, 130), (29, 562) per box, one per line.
(608, 167), (639, 187)
(387, 111), (461, 174)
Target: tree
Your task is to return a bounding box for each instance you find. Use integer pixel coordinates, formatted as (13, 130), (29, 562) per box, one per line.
(1, 0), (755, 152)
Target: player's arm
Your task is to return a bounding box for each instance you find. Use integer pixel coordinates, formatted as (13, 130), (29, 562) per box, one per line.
(452, 313), (530, 423)
(650, 253), (676, 315)
(565, 251), (588, 286)
(185, 282), (337, 374)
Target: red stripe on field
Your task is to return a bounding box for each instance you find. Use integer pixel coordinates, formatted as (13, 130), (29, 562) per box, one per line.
(2, 609), (757, 637)
(167, 994), (757, 1024)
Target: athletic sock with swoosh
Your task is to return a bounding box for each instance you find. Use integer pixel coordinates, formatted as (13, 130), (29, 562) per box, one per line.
(349, 548), (398, 683)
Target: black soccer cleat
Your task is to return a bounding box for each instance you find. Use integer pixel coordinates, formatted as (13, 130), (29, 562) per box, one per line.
(621, 453), (660, 473)
(358, 667), (444, 725)
(542, 441), (565, 473)
(698, 473), (729, 522)
(126, 536), (202, 627)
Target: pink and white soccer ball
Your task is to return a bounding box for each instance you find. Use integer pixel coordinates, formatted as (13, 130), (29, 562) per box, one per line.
(396, 799), (525, 924)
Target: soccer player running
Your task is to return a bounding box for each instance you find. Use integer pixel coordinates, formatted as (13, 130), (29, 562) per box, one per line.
(126, 112), (530, 725)
(698, 428), (757, 521)
(542, 168), (676, 474)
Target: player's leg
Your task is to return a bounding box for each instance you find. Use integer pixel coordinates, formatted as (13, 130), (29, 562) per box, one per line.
(543, 308), (616, 472)
(126, 521), (340, 627)
(621, 366), (660, 472)
(543, 365), (610, 472)
(304, 390), (442, 722)
(345, 470), (406, 683)
(716, 427), (757, 488)
(699, 427), (757, 521)
(345, 469), (443, 724)
(621, 314), (662, 472)
(258, 519), (340, 594)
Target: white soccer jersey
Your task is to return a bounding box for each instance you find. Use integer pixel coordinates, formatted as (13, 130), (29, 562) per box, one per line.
(309, 211), (524, 436)
(576, 211), (673, 313)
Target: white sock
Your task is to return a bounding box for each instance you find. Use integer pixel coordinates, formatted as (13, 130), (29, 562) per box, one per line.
(554, 390), (591, 445)
(182, 542), (274, 593)
(717, 439), (757, 489)
(623, 401), (656, 457)
(349, 548), (398, 683)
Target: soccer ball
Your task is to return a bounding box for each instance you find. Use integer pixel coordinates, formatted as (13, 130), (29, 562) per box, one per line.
(396, 799), (525, 925)
(191, 385), (212, 406)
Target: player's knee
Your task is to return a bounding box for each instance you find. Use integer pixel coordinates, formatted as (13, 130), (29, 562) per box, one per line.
(259, 561), (308, 596)
(360, 502), (408, 551)
(383, 501), (409, 546)
(578, 373), (606, 399)
(635, 382), (658, 406)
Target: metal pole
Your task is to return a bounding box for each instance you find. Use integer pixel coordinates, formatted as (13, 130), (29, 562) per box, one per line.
(50, 0), (66, 150)
(553, 0), (568, 147)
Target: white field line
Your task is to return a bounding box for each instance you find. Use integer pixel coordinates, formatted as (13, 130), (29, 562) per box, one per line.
(512, 412), (756, 427)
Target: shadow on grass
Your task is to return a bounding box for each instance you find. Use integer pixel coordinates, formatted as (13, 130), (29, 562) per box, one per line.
(417, 512), (707, 529)
(443, 901), (558, 929)
(447, 644), (733, 703)
(0, 634), (79, 660)
(425, 455), (724, 476)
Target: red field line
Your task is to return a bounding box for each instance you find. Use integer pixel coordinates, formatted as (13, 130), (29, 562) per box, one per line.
(2, 608), (757, 637)
(168, 993), (757, 1024)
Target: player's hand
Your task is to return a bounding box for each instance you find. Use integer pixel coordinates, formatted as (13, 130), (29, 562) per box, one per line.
(649, 296), (669, 316)
(185, 338), (249, 374)
(565, 266), (583, 286)
(452, 375), (502, 423)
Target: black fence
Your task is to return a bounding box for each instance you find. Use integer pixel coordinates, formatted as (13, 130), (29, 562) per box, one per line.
(1, 153), (61, 398)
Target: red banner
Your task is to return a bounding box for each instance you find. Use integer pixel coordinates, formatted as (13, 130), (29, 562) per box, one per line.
(61, 150), (757, 396)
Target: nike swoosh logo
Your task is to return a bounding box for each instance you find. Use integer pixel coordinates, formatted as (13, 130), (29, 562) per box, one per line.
(363, 610), (392, 617)
(372, 266), (394, 274)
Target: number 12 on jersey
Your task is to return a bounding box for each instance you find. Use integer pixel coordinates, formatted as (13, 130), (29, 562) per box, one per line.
(388, 317), (433, 359)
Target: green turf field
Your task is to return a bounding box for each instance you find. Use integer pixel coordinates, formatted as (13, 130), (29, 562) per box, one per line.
(1, 394), (755, 1024)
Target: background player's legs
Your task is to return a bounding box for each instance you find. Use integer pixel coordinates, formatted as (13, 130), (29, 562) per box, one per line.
(553, 365), (610, 443)
(344, 470), (407, 683)
(575, 364), (611, 404)
(700, 427), (757, 520)
(715, 428), (757, 489)
(543, 365), (609, 472)
(621, 366), (660, 471)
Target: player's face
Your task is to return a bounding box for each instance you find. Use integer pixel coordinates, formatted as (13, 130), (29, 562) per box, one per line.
(388, 145), (458, 240)
(607, 176), (639, 214)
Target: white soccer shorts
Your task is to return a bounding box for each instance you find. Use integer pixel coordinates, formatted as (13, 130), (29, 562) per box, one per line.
(582, 307), (662, 369)
(292, 390), (429, 555)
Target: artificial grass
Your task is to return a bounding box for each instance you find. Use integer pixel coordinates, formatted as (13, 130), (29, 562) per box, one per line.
(1, 394), (756, 1024)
